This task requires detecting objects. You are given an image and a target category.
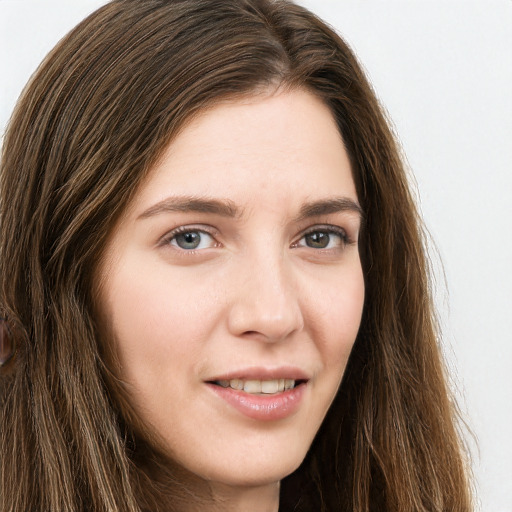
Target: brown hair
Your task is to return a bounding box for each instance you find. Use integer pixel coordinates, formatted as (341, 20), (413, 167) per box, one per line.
(0, 0), (472, 510)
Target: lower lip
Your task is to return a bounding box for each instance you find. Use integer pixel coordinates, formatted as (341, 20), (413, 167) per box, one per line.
(207, 382), (307, 421)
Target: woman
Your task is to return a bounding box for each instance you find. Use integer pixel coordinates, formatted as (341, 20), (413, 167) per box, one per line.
(0, 0), (472, 510)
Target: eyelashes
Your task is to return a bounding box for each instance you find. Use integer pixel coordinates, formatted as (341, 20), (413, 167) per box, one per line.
(159, 224), (353, 254)
(293, 225), (350, 250)
(160, 225), (219, 251)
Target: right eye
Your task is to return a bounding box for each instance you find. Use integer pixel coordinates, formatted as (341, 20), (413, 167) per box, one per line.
(166, 228), (217, 251)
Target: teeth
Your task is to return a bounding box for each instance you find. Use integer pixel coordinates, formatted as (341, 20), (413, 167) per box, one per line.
(215, 378), (297, 394)
(230, 378), (243, 390)
(261, 380), (279, 394)
(243, 380), (261, 393)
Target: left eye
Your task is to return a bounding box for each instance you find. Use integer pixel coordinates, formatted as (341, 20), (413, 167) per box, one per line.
(169, 230), (216, 250)
(296, 229), (347, 249)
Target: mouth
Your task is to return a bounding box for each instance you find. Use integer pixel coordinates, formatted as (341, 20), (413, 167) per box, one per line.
(206, 377), (308, 421)
(210, 378), (307, 395)
(205, 367), (310, 420)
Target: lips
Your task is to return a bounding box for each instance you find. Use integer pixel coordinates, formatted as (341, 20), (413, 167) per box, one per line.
(207, 366), (310, 383)
(206, 367), (309, 421)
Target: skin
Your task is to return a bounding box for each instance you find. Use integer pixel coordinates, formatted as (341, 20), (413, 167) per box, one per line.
(98, 89), (365, 511)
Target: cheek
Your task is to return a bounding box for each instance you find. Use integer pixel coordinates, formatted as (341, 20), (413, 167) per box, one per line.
(102, 265), (217, 379)
(308, 265), (365, 363)
(307, 268), (364, 408)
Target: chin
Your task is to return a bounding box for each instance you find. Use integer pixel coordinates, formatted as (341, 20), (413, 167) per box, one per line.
(197, 451), (305, 489)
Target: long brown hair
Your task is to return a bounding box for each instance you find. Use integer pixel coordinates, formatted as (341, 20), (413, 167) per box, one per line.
(0, 1), (472, 510)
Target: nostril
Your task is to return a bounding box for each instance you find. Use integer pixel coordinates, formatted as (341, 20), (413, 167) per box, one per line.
(242, 330), (261, 337)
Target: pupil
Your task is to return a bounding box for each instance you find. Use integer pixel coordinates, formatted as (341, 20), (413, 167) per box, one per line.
(177, 232), (200, 249)
(306, 232), (329, 248)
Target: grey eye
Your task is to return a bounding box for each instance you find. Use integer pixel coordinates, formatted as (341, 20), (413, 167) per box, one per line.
(297, 228), (348, 250)
(171, 230), (215, 250)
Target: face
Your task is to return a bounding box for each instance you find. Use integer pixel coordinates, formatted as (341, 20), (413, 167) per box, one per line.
(98, 89), (364, 492)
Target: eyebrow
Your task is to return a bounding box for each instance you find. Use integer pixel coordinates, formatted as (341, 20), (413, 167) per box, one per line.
(137, 195), (363, 222)
(138, 196), (241, 219)
(295, 197), (364, 223)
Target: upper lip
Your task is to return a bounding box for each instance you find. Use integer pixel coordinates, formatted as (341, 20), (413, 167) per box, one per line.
(206, 366), (311, 382)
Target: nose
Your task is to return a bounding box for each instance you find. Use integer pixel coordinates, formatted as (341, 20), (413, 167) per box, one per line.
(226, 252), (304, 343)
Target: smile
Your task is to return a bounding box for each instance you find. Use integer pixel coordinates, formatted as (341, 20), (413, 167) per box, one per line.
(214, 378), (298, 394)
(207, 376), (308, 421)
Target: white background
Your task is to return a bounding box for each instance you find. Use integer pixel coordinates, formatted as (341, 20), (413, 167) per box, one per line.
(1, 1), (511, 510)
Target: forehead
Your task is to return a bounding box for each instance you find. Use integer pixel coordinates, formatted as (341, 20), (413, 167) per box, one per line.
(129, 88), (357, 216)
